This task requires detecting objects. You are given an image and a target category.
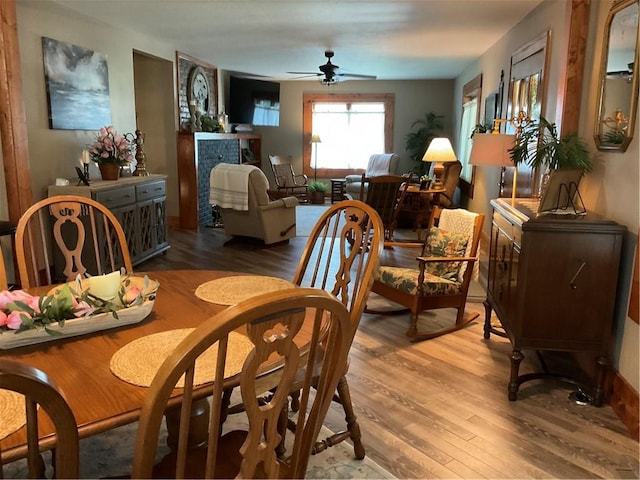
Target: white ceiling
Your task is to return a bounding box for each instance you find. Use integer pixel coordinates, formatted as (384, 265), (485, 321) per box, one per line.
(46, 0), (544, 81)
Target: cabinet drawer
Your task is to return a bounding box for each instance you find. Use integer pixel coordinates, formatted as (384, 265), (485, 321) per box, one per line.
(94, 186), (136, 209)
(136, 181), (166, 202)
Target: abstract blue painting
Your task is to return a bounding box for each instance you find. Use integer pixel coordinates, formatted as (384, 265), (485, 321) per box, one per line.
(42, 37), (111, 130)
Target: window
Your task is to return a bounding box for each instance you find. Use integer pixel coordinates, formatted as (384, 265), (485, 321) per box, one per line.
(303, 93), (394, 178)
(456, 75), (482, 198)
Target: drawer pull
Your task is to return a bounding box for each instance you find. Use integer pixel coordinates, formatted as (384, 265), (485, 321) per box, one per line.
(141, 190), (149, 194)
(569, 259), (587, 289)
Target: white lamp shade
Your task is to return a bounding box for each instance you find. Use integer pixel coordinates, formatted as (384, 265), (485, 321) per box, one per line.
(310, 134), (321, 143)
(469, 133), (516, 167)
(422, 137), (457, 163)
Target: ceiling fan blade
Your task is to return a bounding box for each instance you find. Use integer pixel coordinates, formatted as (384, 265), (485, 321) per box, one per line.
(337, 73), (377, 79)
(287, 71), (321, 75)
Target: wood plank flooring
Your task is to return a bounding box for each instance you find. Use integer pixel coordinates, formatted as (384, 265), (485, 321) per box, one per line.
(139, 207), (639, 479)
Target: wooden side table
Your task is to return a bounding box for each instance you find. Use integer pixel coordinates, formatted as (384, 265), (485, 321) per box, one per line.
(330, 178), (346, 203)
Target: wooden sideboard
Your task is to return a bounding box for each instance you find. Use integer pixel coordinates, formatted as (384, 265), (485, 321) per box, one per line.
(177, 132), (262, 229)
(48, 175), (169, 275)
(483, 198), (626, 406)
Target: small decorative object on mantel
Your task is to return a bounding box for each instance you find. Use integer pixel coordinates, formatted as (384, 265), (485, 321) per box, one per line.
(0, 273), (159, 349)
(132, 128), (150, 176)
(88, 125), (134, 181)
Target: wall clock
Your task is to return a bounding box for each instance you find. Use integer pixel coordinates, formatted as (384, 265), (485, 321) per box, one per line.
(187, 66), (210, 113)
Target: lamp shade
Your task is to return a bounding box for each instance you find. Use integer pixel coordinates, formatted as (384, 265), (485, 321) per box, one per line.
(468, 133), (516, 167)
(310, 134), (321, 143)
(422, 137), (457, 163)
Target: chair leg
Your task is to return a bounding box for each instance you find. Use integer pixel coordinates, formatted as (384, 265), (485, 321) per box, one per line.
(313, 375), (366, 460)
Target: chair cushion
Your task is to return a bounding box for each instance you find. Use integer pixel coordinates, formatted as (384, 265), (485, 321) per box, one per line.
(422, 227), (469, 280)
(375, 266), (462, 296)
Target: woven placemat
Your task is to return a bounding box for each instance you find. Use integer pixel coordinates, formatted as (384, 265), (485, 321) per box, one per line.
(195, 275), (295, 305)
(110, 329), (254, 388)
(0, 390), (26, 440)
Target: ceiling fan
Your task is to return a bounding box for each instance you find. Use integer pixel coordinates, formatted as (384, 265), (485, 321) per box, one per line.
(287, 50), (377, 85)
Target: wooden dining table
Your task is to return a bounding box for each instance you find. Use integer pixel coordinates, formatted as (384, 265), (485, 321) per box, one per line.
(0, 269), (297, 464)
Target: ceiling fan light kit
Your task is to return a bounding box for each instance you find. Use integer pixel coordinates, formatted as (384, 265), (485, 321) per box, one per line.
(287, 50), (376, 84)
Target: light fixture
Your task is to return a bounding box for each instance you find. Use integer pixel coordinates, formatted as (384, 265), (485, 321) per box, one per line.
(422, 137), (458, 189)
(310, 134), (321, 182)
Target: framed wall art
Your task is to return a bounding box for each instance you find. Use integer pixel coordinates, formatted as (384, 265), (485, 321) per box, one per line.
(42, 37), (111, 130)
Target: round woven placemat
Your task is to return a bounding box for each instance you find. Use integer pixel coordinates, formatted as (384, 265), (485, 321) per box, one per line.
(110, 329), (254, 388)
(195, 275), (295, 306)
(0, 390), (26, 440)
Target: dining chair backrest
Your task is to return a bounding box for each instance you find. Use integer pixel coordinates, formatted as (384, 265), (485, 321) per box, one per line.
(0, 359), (79, 478)
(0, 245), (8, 291)
(15, 195), (133, 288)
(292, 199), (384, 330)
(131, 288), (352, 479)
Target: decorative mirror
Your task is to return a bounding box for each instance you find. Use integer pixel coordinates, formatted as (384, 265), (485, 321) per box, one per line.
(595, 0), (639, 152)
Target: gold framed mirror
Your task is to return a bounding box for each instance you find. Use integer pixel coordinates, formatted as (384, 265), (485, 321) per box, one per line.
(594, 0), (639, 152)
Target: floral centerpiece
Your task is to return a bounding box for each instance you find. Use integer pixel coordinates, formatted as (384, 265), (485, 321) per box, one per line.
(88, 126), (134, 166)
(0, 274), (158, 346)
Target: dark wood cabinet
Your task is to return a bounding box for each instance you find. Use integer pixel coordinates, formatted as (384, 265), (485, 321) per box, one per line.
(48, 175), (169, 273)
(484, 198), (626, 406)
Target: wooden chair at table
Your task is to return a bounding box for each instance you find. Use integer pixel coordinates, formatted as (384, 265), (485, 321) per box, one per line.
(0, 359), (79, 479)
(15, 195), (133, 288)
(367, 206), (484, 342)
(351, 173), (412, 244)
(0, 245), (8, 290)
(131, 288), (352, 479)
(289, 199), (384, 459)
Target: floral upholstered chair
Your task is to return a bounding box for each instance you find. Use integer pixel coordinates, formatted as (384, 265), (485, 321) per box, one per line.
(367, 206), (484, 342)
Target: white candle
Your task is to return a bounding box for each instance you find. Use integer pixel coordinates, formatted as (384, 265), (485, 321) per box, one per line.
(89, 271), (121, 300)
(82, 149), (90, 164)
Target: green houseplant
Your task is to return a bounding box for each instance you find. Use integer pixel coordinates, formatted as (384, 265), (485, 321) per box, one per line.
(307, 181), (328, 204)
(404, 112), (445, 177)
(509, 116), (592, 172)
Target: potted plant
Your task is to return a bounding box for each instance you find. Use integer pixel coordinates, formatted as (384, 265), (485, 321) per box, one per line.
(404, 112), (445, 177)
(307, 181), (328, 204)
(509, 116), (592, 172)
(88, 126), (135, 180)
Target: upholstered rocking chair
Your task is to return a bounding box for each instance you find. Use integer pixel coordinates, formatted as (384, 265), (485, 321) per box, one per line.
(367, 206), (484, 342)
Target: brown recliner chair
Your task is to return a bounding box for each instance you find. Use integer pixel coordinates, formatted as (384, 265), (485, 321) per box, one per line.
(432, 160), (462, 208)
(211, 165), (298, 245)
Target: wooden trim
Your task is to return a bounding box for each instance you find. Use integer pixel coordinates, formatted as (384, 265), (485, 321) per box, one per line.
(629, 234), (639, 323)
(302, 93), (395, 179)
(461, 74), (483, 199)
(610, 370), (639, 440)
(0, 0), (33, 223)
(559, 0), (590, 134)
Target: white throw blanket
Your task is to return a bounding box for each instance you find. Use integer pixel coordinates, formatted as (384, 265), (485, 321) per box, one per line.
(366, 154), (393, 177)
(439, 208), (480, 282)
(209, 163), (257, 211)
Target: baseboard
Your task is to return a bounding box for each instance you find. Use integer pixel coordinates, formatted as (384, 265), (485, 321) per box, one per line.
(610, 371), (639, 441)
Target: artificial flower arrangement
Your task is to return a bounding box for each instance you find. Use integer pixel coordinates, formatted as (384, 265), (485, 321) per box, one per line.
(88, 126), (135, 166)
(0, 274), (158, 336)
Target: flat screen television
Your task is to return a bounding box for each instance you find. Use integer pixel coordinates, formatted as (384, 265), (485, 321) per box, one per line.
(229, 75), (280, 127)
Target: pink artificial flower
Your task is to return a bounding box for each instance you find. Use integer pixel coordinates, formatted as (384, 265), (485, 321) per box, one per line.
(6, 311), (25, 330)
(122, 286), (142, 306)
(0, 290), (15, 310)
(0, 310), (7, 327)
(72, 298), (94, 317)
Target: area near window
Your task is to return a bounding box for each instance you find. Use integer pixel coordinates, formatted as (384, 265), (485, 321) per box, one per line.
(302, 93), (394, 179)
(457, 74), (482, 199)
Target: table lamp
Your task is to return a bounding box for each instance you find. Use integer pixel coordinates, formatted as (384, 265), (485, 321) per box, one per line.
(422, 137), (457, 189)
(310, 134), (321, 181)
(469, 132), (517, 201)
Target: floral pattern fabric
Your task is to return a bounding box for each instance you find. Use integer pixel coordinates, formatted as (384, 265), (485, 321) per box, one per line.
(422, 227), (469, 280)
(374, 266), (462, 296)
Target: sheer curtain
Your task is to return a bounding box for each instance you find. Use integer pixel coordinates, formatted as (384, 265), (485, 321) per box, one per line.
(458, 97), (478, 182)
(312, 102), (385, 169)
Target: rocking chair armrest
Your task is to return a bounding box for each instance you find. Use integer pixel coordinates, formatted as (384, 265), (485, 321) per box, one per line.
(294, 174), (308, 186)
(416, 255), (477, 264)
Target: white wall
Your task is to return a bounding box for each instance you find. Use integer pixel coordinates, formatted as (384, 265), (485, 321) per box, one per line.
(453, 0), (639, 391)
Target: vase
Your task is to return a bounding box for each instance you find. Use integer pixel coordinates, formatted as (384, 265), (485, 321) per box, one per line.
(99, 163), (120, 181)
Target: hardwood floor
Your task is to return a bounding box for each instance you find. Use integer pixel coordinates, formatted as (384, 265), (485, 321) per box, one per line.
(139, 212), (639, 479)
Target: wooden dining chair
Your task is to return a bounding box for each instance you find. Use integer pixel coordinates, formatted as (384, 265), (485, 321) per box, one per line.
(131, 288), (352, 479)
(0, 244), (8, 291)
(0, 359), (79, 479)
(289, 199), (384, 459)
(367, 206), (485, 342)
(15, 195), (133, 288)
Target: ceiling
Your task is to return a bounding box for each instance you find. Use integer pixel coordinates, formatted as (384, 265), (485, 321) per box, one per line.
(45, 0), (544, 81)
